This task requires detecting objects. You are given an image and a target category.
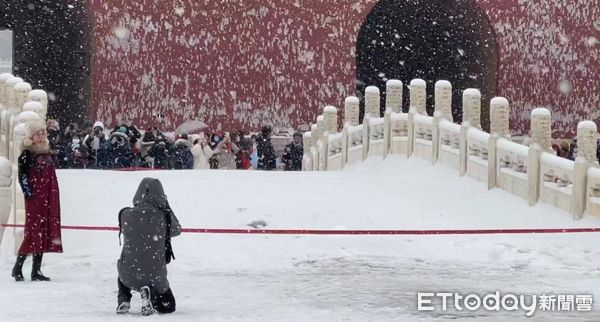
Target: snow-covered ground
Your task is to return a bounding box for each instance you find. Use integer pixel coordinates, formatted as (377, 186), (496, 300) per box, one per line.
(1, 155), (600, 321)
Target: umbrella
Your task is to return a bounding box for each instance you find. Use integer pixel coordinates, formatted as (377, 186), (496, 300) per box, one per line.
(175, 120), (209, 135)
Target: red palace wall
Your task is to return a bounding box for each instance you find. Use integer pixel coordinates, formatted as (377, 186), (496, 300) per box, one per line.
(90, 0), (600, 137)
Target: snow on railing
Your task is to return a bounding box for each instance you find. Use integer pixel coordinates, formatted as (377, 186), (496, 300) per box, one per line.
(467, 127), (490, 157)
(497, 138), (529, 173)
(367, 116), (385, 158)
(1, 73), (49, 161)
(586, 167), (600, 216)
(466, 127), (490, 183)
(386, 112), (409, 155)
(438, 119), (461, 170)
(413, 113), (433, 141)
(368, 117), (385, 137)
(303, 79), (600, 220)
(347, 124), (364, 145)
(327, 132), (344, 170)
(412, 114), (434, 161)
(439, 119), (460, 149)
(495, 138), (530, 200)
(390, 113), (409, 136)
(345, 124), (365, 166)
(538, 151), (575, 212)
(328, 132), (343, 157)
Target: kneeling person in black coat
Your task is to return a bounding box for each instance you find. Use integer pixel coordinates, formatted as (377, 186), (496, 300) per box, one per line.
(116, 178), (182, 315)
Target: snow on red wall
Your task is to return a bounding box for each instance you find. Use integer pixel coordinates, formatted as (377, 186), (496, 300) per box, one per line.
(90, 0), (600, 137)
(477, 0), (600, 137)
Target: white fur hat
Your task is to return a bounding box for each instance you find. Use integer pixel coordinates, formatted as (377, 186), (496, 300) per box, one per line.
(23, 120), (48, 147)
(93, 121), (105, 130)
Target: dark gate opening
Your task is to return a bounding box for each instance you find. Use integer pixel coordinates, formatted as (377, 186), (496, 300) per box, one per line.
(0, 0), (91, 126)
(356, 0), (498, 128)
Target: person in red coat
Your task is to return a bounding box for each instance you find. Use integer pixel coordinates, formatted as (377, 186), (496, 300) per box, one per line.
(11, 120), (63, 282)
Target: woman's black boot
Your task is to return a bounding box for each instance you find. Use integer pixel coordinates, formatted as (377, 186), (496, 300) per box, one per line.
(11, 254), (27, 282)
(31, 253), (50, 281)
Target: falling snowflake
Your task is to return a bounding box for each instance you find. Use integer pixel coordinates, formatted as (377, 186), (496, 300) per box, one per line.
(558, 80), (573, 95)
(112, 26), (129, 40)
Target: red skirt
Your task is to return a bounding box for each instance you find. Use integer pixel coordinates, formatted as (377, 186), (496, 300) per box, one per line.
(19, 157), (63, 255)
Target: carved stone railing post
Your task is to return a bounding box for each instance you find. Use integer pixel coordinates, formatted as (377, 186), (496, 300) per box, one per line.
(344, 96), (360, 127)
(365, 86), (380, 119)
(528, 108), (552, 206)
(462, 88), (482, 129)
(488, 97), (510, 189)
(573, 121), (598, 219)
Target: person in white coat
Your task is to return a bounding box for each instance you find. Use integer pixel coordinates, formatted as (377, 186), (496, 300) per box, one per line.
(190, 137), (213, 169)
(214, 133), (240, 170)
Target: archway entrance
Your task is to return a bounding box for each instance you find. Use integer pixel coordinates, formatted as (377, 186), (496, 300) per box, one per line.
(356, 0), (498, 127)
(0, 0), (91, 126)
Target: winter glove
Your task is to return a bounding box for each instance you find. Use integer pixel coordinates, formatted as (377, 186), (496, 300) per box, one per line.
(19, 174), (32, 199)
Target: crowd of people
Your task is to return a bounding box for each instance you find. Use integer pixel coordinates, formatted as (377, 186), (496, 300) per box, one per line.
(25, 118), (600, 172)
(550, 138), (600, 162)
(42, 119), (305, 171)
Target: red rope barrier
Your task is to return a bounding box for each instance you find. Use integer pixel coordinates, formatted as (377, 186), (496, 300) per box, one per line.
(113, 167), (158, 171)
(2, 224), (600, 235)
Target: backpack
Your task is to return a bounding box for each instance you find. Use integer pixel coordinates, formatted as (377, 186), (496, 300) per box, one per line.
(163, 204), (176, 264)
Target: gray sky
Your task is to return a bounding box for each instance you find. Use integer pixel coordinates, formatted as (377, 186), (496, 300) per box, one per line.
(0, 30), (13, 62)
